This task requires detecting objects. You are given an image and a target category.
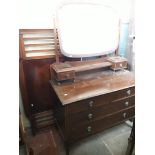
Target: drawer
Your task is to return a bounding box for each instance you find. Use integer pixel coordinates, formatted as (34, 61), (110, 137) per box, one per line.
(111, 61), (127, 70)
(68, 94), (111, 114)
(53, 71), (75, 81)
(68, 107), (135, 143)
(69, 96), (135, 126)
(68, 87), (135, 114)
(57, 71), (75, 81)
(110, 87), (135, 101)
(92, 107), (135, 134)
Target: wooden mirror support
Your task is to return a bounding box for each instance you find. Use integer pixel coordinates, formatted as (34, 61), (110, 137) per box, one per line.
(50, 55), (128, 83)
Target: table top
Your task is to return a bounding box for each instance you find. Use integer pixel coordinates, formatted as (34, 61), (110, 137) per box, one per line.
(50, 70), (135, 105)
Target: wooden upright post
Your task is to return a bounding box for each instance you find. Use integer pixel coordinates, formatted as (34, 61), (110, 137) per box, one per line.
(53, 17), (59, 64)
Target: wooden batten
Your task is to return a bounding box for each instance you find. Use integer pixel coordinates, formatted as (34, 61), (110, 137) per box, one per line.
(53, 18), (60, 64)
(19, 29), (58, 60)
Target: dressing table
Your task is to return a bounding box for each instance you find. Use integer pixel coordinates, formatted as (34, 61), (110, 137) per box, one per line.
(49, 2), (135, 154)
(50, 69), (135, 154)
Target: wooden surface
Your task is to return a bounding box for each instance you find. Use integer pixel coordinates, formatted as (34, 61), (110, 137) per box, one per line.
(52, 58), (111, 73)
(25, 130), (58, 155)
(50, 70), (135, 105)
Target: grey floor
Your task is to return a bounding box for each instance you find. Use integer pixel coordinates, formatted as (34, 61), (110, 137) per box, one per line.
(20, 122), (134, 155)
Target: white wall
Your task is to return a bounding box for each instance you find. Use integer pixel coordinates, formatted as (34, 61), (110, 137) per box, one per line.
(19, 0), (133, 28)
(19, 0), (62, 28)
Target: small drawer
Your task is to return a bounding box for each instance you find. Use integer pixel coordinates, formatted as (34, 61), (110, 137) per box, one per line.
(106, 56), (128, 71)
(111, 61), (127, 70)
(57, 71), (75, 81)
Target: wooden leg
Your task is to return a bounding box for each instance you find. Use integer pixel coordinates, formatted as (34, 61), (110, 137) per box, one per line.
(65, 144), (70, 155)
(126, 119), (135, 155)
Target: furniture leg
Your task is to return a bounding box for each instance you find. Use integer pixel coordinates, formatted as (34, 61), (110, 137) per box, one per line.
(126, 119), (135, 155)
(65, 144), (70, 155)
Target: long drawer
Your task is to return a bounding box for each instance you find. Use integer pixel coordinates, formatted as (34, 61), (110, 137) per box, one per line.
(68, 86), (135, 114)
(69, 96), (135, 126)
(68, 107), (135, 143)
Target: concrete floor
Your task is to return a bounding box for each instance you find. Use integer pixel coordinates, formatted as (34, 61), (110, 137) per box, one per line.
(20, 122), (134, 155)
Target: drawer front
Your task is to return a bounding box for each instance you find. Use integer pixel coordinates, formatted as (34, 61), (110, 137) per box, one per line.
(110, 87), (135, 101)
(69, 96), (135, 126)
(68, 107), (135, 143)
(68, 87), (135, 114)
(111, 61), (127, 70)
(68, 94), (111, 114)
(92, 107), (135, 134)
(57, 71), (75, 81)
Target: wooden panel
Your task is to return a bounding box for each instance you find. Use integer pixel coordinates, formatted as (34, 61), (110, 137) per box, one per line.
(31, 110), (55, 134)
(23, 58), (55, 113)
(19, 59), (30, 117)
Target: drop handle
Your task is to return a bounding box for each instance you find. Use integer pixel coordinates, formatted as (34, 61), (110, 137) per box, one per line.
(123, 113), (127, 118)
(87, 126), (92, 133)
(125, 101), (129, 106)
(127, 90), (131, 95)
(88, 113), (93, 120)
(88, 101), (94, 107)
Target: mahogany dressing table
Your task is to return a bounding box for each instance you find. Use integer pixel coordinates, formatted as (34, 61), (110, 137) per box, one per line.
(49, 69), (135, 154)
(49, 2), (135, 154)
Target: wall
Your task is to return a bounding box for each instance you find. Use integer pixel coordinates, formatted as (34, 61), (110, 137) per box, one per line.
(19, 0), (133, 28)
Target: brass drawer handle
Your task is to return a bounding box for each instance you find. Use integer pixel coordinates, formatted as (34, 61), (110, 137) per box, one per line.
(88, 113), (93, 120)
(123, 113), (127, 118)
(126, 90), (131, 95)
(87, 126), (92, 133)
(88, 101), (94, 107)
(125, 101), (129, 106)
